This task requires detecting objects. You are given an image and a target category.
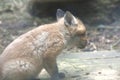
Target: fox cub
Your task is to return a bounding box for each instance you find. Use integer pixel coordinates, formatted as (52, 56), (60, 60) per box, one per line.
(0, 9), (87, 80)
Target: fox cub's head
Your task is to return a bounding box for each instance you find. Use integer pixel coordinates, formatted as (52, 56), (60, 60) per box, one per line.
(56, 9), (87, 49)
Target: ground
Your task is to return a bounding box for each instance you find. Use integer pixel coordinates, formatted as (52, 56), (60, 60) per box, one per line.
(39, 50), (120, 80)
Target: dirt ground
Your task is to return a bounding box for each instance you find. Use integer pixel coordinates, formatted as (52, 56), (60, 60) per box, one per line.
(38, 50), (120, 80)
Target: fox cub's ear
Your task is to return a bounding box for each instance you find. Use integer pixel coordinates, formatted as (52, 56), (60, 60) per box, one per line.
(56, 9), (65, 20)
(64, 11), (78, 27)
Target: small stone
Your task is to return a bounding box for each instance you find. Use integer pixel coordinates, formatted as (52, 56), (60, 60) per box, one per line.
(0, 21), (2, 24)
(98, 72), (102, 74)
(85, 72), (90, 75)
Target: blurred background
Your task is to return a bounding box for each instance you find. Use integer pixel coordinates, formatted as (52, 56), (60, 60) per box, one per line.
(0, 0), (120, 53)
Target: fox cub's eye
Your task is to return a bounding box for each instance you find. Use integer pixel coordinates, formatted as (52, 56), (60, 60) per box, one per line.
(80, 33), (86, 36)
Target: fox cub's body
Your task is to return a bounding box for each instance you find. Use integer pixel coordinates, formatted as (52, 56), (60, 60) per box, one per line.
(0, 9), (87, 80)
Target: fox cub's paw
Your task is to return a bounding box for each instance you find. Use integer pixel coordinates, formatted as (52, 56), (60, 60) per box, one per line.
(59, 72), (65, 79)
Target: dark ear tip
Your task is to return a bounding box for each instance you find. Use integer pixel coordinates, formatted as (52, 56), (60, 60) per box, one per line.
(57, 9), (64, 14)
(65, 11), (72, 16)
(66, 11), (70, 13)
(56, 9), (65, 20)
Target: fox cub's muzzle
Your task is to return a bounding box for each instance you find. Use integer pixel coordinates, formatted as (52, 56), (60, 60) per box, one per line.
(75, 31), (88, 49)
(78, 37), (88, 49)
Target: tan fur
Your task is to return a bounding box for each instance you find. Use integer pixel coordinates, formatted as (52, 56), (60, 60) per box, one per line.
(0, 9), (87, 80)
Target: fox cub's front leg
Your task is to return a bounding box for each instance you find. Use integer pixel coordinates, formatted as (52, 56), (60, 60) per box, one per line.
(43, 56), (65, 80)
